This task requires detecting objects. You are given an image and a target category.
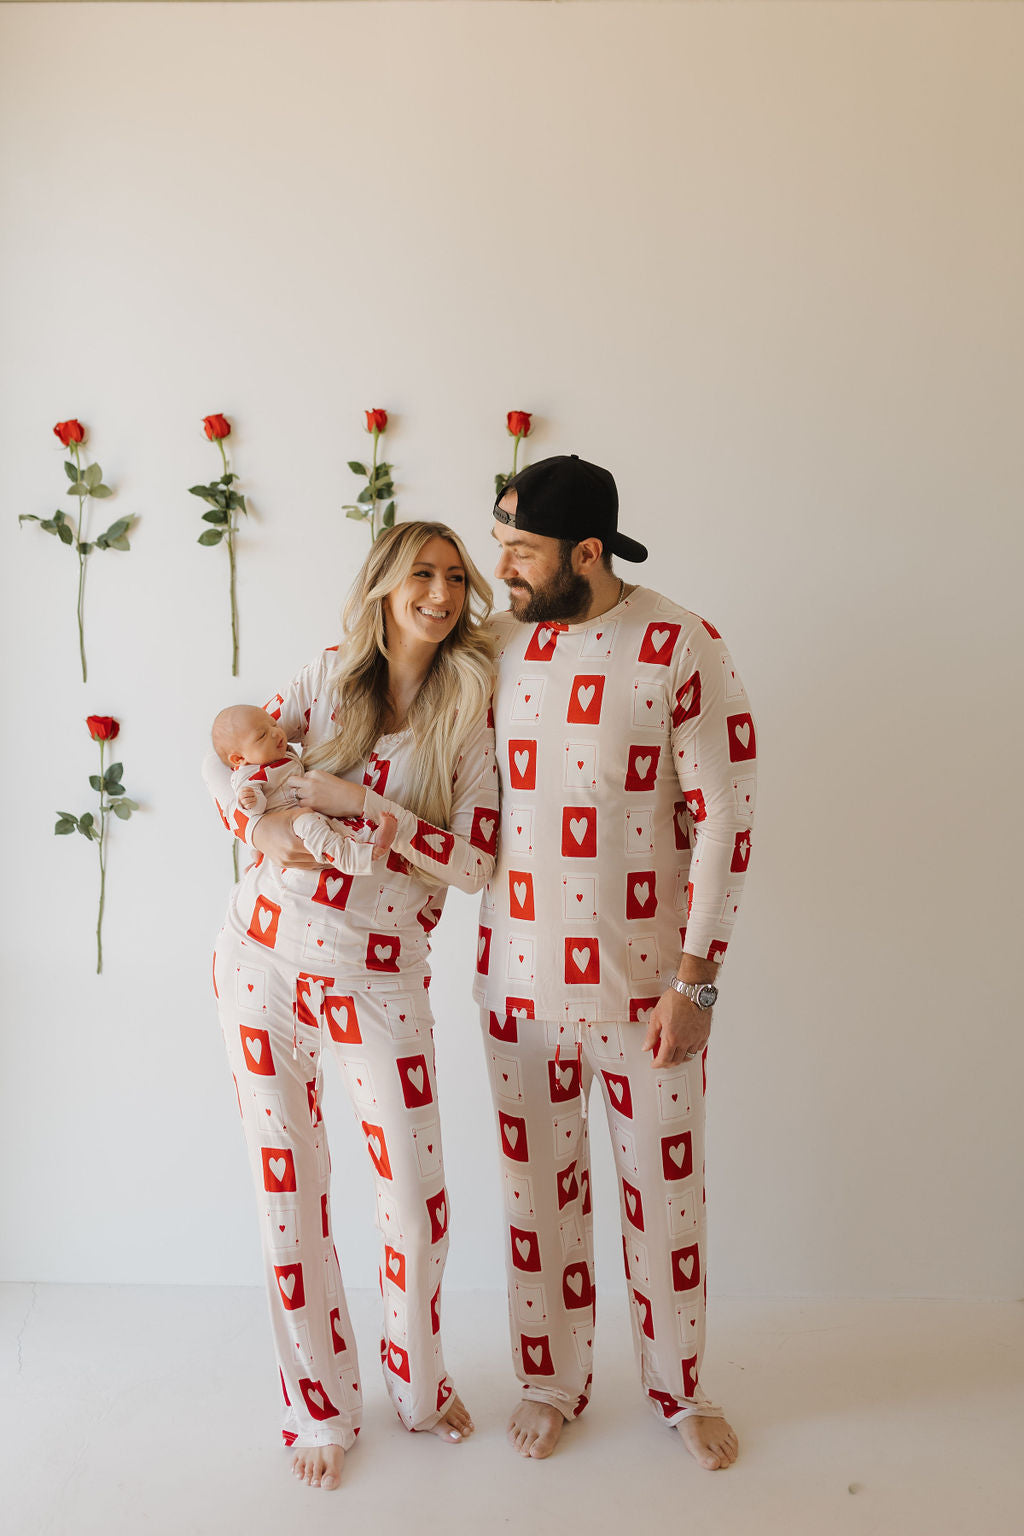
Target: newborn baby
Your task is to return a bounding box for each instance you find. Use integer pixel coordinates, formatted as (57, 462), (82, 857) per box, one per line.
(211, 704), (396, 871)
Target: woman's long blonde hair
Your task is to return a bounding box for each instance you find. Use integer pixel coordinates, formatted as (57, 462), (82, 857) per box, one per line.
(304, 521), (494, 830)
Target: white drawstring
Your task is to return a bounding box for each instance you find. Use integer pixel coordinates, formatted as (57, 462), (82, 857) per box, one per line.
(555, 1019), (587, 1121)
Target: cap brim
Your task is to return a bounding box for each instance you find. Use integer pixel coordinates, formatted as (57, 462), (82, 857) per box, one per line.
(609, 531), (648, 562)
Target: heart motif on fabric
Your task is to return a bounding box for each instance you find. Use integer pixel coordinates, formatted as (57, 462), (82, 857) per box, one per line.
(244, 1036), (262, 1062)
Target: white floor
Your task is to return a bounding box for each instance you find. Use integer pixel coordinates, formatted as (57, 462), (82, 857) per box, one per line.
(2, 1284), (1022, 1536)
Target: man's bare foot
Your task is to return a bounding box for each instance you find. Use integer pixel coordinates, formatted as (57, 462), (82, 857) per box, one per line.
(677, 1415), (738, 1470)
(507, 1399), (564, 1459)
(423, 1392), (474, 1442)
(291, 1444), (345, 1489)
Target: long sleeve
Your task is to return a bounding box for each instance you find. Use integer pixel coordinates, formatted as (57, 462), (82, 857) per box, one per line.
(670, 618), (757, 964)
(362, 708), (499, 895)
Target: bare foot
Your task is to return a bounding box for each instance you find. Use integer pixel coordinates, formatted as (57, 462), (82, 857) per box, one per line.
(291, 1444), (345, 1489)
(677, 1414), (738, 1470)
(371, 812), (398, 861)
(507, 1399), (564, 1459)
(423, 1392), (474, 1442)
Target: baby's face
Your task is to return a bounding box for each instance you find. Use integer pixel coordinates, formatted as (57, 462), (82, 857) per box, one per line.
(233, 709), (288, 765)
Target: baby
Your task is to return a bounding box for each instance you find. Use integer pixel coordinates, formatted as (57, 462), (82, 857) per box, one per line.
(211, 704), (396, 871)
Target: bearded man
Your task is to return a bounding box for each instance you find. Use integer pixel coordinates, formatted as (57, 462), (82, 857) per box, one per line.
(475, 455), (756, 1469)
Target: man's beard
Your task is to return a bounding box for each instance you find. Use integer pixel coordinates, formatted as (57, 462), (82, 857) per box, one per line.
(505, 551), (591, 624)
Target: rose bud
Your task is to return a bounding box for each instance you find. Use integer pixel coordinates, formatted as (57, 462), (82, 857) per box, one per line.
(86, 715), (120, 742)
(506, 411), (532, 438)
(364, 409), (388, 434)
(53, 419), (86, 446)
(203, 414), (232, 441)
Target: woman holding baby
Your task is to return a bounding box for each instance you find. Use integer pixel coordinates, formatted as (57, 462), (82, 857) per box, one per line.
(206, 522), (497, 1489)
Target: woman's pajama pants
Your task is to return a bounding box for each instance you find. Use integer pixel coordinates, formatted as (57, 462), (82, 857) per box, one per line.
(482, 1009), (722, 1427)
(215, 928), (455, 1449)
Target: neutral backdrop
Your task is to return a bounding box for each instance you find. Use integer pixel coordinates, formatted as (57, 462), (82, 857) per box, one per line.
(1, 1), (1020, 1302)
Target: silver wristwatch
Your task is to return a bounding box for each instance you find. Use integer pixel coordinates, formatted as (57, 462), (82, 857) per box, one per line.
(669, 977), (718, 1010)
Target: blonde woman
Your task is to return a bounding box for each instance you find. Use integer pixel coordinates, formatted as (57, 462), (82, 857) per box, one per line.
(206, 523), (498, 1489)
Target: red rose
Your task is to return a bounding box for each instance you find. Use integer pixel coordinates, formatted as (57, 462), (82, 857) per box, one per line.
(53, 419), (86, 446)
(364, 409), (388, 434)
(203, 414), (231, 441)
(86, 715), (120, 742)
(506, 411), (532, 439)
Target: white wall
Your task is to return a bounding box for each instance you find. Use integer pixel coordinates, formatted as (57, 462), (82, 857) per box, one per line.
(1, 1), (1021, 1300)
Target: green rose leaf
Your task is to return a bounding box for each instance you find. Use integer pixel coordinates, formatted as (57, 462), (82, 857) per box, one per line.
(57, 522), (74, 545)
(348, 461), (368, 476)
(102, 518), (130, 540)
(105, 762), (123, 783)
(78, 540), (93, 555)
(357, 487), (374, 504)
(198, 528), (224, 546)
(382, 501), (396, 528)
(345, 507), (367, 521)
(89, 774), (103, 791)
(54, 816), (77, 835)
(78, 810), (95, 832)
(19, 514), (41, 524)
(221, 472), (238, 485)
(67, 482), (87, 498)
(189, 485), (225, 506)
(494, 472), (509, 495)
(109, 535), (130, 551)
(111, 800), (133, 820)
(91, 484), (113, 499)
(225, 492), (245, 512)
(64, 461), (78, 481)
(202, 508), (229, 525)
(83, 462), (102, 489)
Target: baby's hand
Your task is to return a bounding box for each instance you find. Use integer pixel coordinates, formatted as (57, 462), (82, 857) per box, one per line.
(238, 786), (259, 810)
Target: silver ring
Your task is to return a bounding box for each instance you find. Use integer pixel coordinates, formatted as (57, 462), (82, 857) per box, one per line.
(683, 1049), (697, 1059)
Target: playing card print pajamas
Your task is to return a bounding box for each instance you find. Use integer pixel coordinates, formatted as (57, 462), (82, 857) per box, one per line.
(229, 750), (386, 875)
(474, 590), (756, 1426)
(206, 648), (498, 1449)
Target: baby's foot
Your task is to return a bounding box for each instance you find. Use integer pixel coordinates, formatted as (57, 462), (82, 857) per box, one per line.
(371, 811), (398, 861)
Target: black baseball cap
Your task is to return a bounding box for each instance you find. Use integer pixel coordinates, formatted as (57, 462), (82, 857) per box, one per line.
(493, 454), (648, 563)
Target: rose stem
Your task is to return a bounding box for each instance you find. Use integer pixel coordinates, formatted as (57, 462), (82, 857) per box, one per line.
(218, 438), (239, 676)
(72, 441), (87, 683)
(96, 738), (106, 974)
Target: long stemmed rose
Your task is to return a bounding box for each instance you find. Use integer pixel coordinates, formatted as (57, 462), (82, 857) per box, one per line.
(19, 420), (134, 682)
(55, 716), (139, 974)
(343, 409), (396, 541)
(495, 411), (533, 497)
(190, 415), (248, 675)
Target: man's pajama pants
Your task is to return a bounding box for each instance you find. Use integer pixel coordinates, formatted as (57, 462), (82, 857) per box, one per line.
(482, 1009), (722, 1427)
(215, 928), (456, 1450)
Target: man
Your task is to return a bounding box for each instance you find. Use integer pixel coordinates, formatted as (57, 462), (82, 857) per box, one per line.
(476, 454), (755, 1469)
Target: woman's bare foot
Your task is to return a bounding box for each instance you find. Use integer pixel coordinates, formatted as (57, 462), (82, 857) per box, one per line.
(291, 1444), (345, 1489)
(507, 1399), (564, 1459)
(423, 1392), (474, 1442)
(677, 1415), (738, 1470)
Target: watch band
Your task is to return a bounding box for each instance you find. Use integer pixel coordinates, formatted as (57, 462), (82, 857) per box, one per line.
(669, 977), (718, 1009)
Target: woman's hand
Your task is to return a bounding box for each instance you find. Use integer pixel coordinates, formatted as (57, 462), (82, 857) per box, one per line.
(250, 807), (322, 869)
(292, 770), (367, 819)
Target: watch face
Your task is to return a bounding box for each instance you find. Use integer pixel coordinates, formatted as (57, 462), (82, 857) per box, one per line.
(696, 984), (718, 1009)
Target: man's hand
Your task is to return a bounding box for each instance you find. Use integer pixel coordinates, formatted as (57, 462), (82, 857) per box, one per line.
(292, 770), (366, 819)
(249, 807), (323, 869)
(641, 989), (713, 1069)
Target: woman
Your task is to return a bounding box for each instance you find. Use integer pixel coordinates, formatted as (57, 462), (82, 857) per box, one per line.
(206, 522), (498, 1490)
